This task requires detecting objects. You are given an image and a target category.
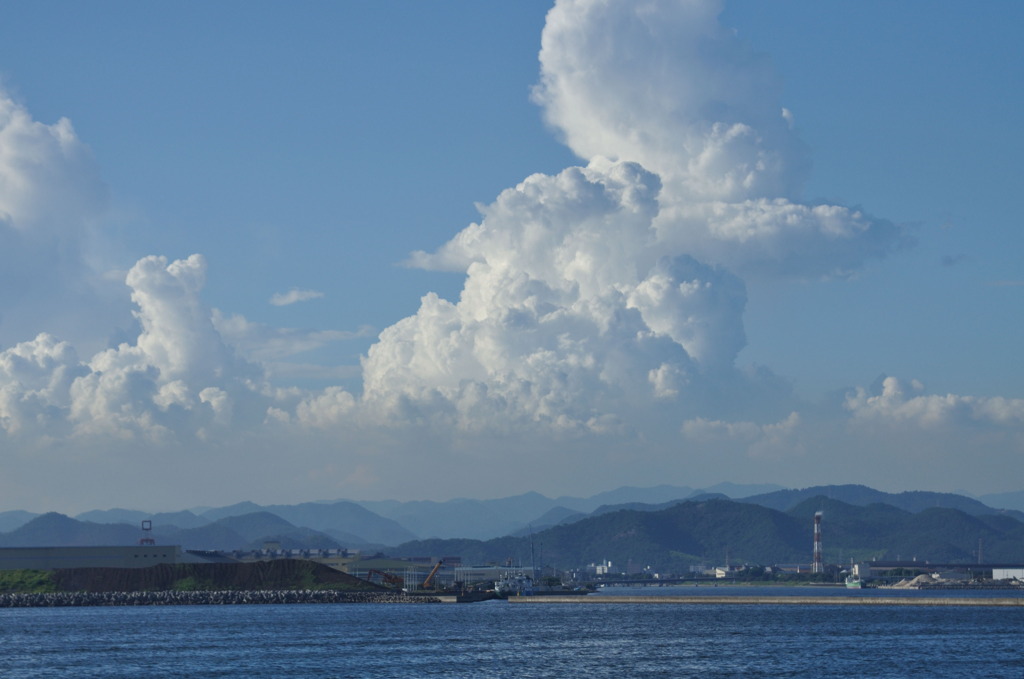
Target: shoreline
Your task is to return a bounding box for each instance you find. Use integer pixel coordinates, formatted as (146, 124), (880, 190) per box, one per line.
(509, 595), (1024, 607)
(5, 590), (1022, 608)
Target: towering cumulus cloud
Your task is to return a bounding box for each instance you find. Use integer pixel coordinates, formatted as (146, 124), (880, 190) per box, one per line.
(0, 93), (104, 235)
(378, 159), (758, 434)
(69, 254), (262, 440)
(0, 92), (119, 351)
(535, 0), (805, 199)
(1, 255), (265, 442)
(534, 0), (903, 278)
(365, 0), (904, 433)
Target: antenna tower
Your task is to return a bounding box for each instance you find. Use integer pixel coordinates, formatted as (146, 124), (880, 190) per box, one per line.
(812, 512), (823, 574)
(139, 520), (155, 546)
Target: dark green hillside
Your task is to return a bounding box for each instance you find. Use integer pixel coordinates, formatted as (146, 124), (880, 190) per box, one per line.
(587, 499), (687, 517)
(898, 508), (1006, 562)
(891, 491), (1000, 515)
(746, 484), (1003, 517)
(976, 513), (1024, 533)
(786, 498), (1024, 563)
(651, 499), (805, 565)
(394, 497), (1024, 572)
(396, 499), (809, 571)
(538, 506), (674, 569)
(747, 485), (883, 511)
(786, 498), (911, 562)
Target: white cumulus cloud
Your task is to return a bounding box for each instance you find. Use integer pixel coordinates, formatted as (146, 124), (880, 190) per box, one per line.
(0, 333), (85, 436)
(269, 288), (325, 306)
(0, 254), (273, 443)
(533, 0), (906, 278)
(0, 91), (105, 234)
(845, 376), (1024, 428)
(0, 89), (128, 353)
(368, 160), (767, 434)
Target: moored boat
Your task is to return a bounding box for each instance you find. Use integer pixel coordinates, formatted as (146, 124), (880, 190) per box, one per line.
(494, 572), (534, 598)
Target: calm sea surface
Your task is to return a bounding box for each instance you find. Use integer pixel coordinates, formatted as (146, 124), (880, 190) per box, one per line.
(2, 587), (1022, 678)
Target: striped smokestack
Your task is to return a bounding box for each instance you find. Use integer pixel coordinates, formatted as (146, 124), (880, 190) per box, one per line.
(812, 511), (823, 574)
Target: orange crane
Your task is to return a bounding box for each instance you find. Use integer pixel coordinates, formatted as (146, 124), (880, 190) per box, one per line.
(420, 560), (444, 590)
(368, 569), (404, 589)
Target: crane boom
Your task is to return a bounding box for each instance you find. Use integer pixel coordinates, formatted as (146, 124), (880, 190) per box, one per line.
(421, 560), (444, 589)
(368, 569), (404, 589)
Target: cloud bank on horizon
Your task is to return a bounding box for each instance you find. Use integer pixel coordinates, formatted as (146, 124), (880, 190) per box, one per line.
(1, 0), (1021, 511)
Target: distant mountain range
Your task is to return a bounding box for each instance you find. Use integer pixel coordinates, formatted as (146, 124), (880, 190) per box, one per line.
(738, 485), (1024, 520)
(0, 482), (782, 545)
(391, 496), (1024, 570)
(358, 482), (783, 539)
(2, 484), (1023, 570)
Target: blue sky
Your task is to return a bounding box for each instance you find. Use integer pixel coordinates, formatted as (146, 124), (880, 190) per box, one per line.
(0, 1), (1021, 513)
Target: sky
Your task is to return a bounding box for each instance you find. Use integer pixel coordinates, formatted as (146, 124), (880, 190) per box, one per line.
(0, 0), (1022, 514)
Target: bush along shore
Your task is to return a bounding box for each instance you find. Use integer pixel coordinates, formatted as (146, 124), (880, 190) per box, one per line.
(0, 589), (438, 607)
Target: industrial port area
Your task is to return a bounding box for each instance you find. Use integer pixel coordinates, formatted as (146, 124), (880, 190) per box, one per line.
(1, 509), (1022, 606)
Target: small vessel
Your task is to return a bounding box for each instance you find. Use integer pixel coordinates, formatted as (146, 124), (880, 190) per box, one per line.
(494, 572), (534, 598)
(845, 575), (864, 589)
(456, 589), (499, 603)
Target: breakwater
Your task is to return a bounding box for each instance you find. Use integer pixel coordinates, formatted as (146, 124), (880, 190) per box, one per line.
(0, 590), (438, 608)
(509, 595), (1024, 607)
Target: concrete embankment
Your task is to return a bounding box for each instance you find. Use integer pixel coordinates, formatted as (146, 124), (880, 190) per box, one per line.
(0, 590), (438, 608)
(508, 595), (1024, 607)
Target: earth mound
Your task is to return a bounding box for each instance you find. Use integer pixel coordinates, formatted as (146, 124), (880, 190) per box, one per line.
(50, 559), (382, 593)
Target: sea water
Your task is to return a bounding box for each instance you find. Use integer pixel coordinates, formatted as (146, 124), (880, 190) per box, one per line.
(2, 590), (1022, 678)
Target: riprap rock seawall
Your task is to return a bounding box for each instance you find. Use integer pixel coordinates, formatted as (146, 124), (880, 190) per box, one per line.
(0, 590), (438, 607)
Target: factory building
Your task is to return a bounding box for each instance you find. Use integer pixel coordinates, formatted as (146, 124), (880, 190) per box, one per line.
(992, 568), (1024, 581)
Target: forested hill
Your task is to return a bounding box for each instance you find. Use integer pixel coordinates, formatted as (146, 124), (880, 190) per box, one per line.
(390, 497), (1024, 571)
(741, 484), (1017, 517)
